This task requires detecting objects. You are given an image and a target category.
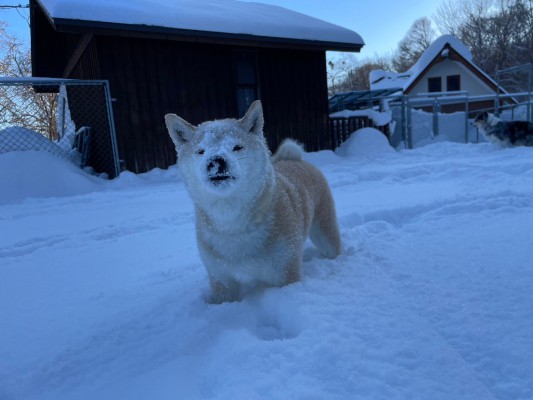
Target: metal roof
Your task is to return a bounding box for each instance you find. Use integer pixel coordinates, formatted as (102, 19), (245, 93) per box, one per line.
(329, 88), (403, 113)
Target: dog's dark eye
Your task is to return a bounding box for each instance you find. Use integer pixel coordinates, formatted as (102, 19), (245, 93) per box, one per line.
(233, 145), (243, 152)
(196, 149), (205, 155)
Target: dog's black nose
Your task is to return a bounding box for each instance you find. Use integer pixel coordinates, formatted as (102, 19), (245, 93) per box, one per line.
(207, 156), (227, 175)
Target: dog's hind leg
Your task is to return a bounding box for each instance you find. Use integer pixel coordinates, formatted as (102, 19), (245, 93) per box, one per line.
(282, 254), (302, 285)
(310, 222), (341, 259)
(310, 197), (341, 259)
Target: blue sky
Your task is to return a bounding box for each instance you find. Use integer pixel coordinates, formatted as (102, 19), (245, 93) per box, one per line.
(1, 1), (31, 45)
(253, 0), (443, 56)
(1, 0), (442, 56)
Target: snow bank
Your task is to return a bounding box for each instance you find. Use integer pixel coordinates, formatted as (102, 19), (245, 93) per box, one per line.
(0, 151), (104, 204)
(330, 109), (392, 127)
(335, 127), (395, 158)
(0, 125), (80, 163)
(0, 126), (63, 154)
(303, 149), (339, 166)
(402, 109), (481, 149)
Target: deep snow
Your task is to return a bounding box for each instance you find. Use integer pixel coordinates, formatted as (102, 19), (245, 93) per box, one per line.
(1, 130), (533, 399)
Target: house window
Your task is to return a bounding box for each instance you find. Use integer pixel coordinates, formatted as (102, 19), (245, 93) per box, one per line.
(428, 77), (442, 93)
(447, 74), (461, 91)
(234, 51), (259, 117)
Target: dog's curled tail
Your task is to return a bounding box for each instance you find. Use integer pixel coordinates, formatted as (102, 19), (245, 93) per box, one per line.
(272, 139), (304, 163)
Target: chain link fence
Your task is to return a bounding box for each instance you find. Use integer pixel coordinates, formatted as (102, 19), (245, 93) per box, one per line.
(0, 78), (120, 178)
(390, 90), (533, 149)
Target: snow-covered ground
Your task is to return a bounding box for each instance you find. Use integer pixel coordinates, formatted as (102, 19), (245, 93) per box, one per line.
(1, 129), (533, 400)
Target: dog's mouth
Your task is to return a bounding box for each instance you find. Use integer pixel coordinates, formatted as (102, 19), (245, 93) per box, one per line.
(208, 174), (234, 185)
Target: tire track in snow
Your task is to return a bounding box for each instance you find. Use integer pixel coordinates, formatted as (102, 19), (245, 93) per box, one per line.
(339, 192), (533, 231)
(0, 214), (193, 260)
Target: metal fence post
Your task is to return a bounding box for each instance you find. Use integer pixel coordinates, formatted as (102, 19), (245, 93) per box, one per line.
(495, 70), (501, 117)
(432, 99), (440, 137)
(102, 80), (121, 178)
(527, 64), (533, 122)
(464, 94), (469, 143)
(407, 99), (413, 149)
(61, 97), (66, 139)
(401, 96), (410, 149)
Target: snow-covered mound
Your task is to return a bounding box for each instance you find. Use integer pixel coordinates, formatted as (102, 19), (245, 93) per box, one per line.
(303, 149), (339, 166)
(0, 126), (63, 154)
(335, 127), (395, 158)
(0, 125), (81, 164)
(330, 109), (392, 127)
(0, 151), (103, 204)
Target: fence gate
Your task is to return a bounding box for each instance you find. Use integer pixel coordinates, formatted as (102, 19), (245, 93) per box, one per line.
(0, 78), (120, 178)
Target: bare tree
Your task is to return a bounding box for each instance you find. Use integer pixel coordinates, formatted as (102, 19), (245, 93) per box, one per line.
(0, 21), (58, 139)
(392, 17), (436, 72)
(333, 55), (393, 92)
(434, 0), (533, 91)
(327, 53), (358, 95)
(433, 0), (464, 36)
(508, 0), (533, 66)
(433, 0), (494, 36)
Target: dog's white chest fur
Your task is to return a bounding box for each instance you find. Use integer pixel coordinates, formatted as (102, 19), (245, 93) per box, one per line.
(198, 217), (279, 284)
(194, 182), (287, 285)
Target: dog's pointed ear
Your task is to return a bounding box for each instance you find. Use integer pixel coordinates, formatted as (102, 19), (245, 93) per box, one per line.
(483, 111), (489, 119)
(165, 113), (196, 147)
(239, 100), (264, 136)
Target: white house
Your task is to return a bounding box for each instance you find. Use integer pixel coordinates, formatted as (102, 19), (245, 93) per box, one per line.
(370, 35), (512, 112)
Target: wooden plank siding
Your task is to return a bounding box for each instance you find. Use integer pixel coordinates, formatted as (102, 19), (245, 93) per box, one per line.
(63, 34), (331, 173)
(93, 37), (241, 172)
(30, 1), (72, 79)
(259, 49), (329, 153)
(68, 38), (100, 80)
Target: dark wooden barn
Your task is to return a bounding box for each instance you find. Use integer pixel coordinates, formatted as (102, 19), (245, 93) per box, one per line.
(30, 0), (363, 174)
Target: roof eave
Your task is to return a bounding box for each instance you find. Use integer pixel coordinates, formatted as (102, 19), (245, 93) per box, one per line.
(50, 17), (363, 52)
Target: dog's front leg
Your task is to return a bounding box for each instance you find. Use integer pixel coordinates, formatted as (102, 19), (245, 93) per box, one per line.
(209, 277), (241, 303)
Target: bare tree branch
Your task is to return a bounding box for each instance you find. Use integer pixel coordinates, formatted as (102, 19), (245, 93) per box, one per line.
(0, 21), (58, 139)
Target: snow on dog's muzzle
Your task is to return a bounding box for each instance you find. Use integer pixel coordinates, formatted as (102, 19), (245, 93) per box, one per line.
(206, 156), (233, 184)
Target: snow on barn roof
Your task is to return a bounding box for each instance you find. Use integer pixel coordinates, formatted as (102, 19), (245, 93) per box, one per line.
(370, 35), (477, 92)
(35, 0), (364, 51)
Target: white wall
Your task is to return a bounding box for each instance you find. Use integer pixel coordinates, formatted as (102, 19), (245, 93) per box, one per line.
(408, 59), (495, 96)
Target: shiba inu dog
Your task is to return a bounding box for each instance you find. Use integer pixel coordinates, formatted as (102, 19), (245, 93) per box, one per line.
(165, 101), (341, 303)
(473, 111), (533, 146)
